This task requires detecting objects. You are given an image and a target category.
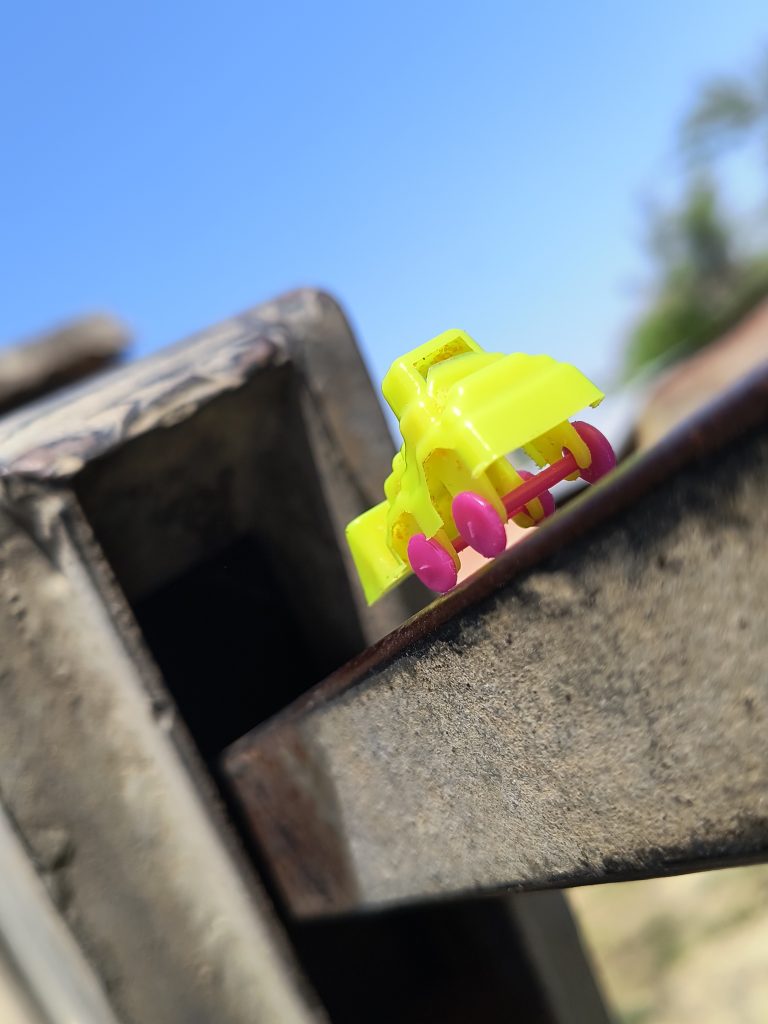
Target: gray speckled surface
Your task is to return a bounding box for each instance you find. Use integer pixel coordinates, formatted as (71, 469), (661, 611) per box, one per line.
(228, 396), (768, 915)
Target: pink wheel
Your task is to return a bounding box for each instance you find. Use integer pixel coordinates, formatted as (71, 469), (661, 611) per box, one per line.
(407, 534), (458, 593)
(452, 492), (506, 557)
(568, 421), (616, 483)
(517, 470), (556, 520)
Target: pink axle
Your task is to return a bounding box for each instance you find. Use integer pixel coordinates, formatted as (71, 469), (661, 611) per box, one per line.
(407, 423), (615, 592)
(501, 451), (577, 517)
(449, 451), (576, 555)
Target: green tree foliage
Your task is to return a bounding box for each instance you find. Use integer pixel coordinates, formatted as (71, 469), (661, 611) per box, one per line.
(681, 53), (768, 166)
(623, 55), (768, 380)
(682, 81), (761, 165)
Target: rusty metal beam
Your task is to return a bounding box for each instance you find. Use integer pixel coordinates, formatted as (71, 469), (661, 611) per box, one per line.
(224, 364), (768, 917)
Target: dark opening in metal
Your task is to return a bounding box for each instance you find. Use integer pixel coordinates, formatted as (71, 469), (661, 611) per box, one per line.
(73, 365), (365, 764)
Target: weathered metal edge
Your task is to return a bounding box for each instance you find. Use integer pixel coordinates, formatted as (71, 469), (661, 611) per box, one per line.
(0, 290), (357, 483)
(0, 289), (421, 1009)
(0, 492), (327, 1022)
(0, 801), (122, 1024)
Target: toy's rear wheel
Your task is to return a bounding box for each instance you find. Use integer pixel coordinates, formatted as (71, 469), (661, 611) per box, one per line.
(516, 470), (556, 520)
(568, 421), (616, 483)
(452, 492), (506, 557)
(407, 534), (458, 593)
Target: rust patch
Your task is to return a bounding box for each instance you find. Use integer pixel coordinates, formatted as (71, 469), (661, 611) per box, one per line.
(224, 725), (360, 918)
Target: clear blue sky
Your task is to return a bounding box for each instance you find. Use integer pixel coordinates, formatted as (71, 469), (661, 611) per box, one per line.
(2, 1), (767, 389)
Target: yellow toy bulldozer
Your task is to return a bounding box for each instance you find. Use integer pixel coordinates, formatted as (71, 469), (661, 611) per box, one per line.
(346, 329), (615, 604)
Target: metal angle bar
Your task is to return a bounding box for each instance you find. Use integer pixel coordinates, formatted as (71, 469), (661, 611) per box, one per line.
(224, 366), (768, 916)
(0, 803), (120, 1024)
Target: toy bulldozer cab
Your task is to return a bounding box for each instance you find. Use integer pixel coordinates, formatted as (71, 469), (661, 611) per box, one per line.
(346, 330), (615, 604)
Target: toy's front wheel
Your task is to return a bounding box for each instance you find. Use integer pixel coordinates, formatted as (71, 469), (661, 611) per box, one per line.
(407, 534), (458, 593)
(568, 421), (616, 483)
(452, 492), (507, 556)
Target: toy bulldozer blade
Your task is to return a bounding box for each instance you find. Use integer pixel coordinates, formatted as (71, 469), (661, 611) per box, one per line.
(346, 500), (410, 605)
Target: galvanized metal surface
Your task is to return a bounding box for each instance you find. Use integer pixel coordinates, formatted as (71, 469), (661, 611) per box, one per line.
(0, 483), (323, 1024)
(0, 802), (121, 1024)
(0, 289), (416, 642)
(0, 290), (408, 1023)
(225, 366), (768, 917)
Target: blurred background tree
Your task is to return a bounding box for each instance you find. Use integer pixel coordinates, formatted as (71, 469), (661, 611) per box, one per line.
(682, 54), (768, 164)
(623, 53), (768, 380)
